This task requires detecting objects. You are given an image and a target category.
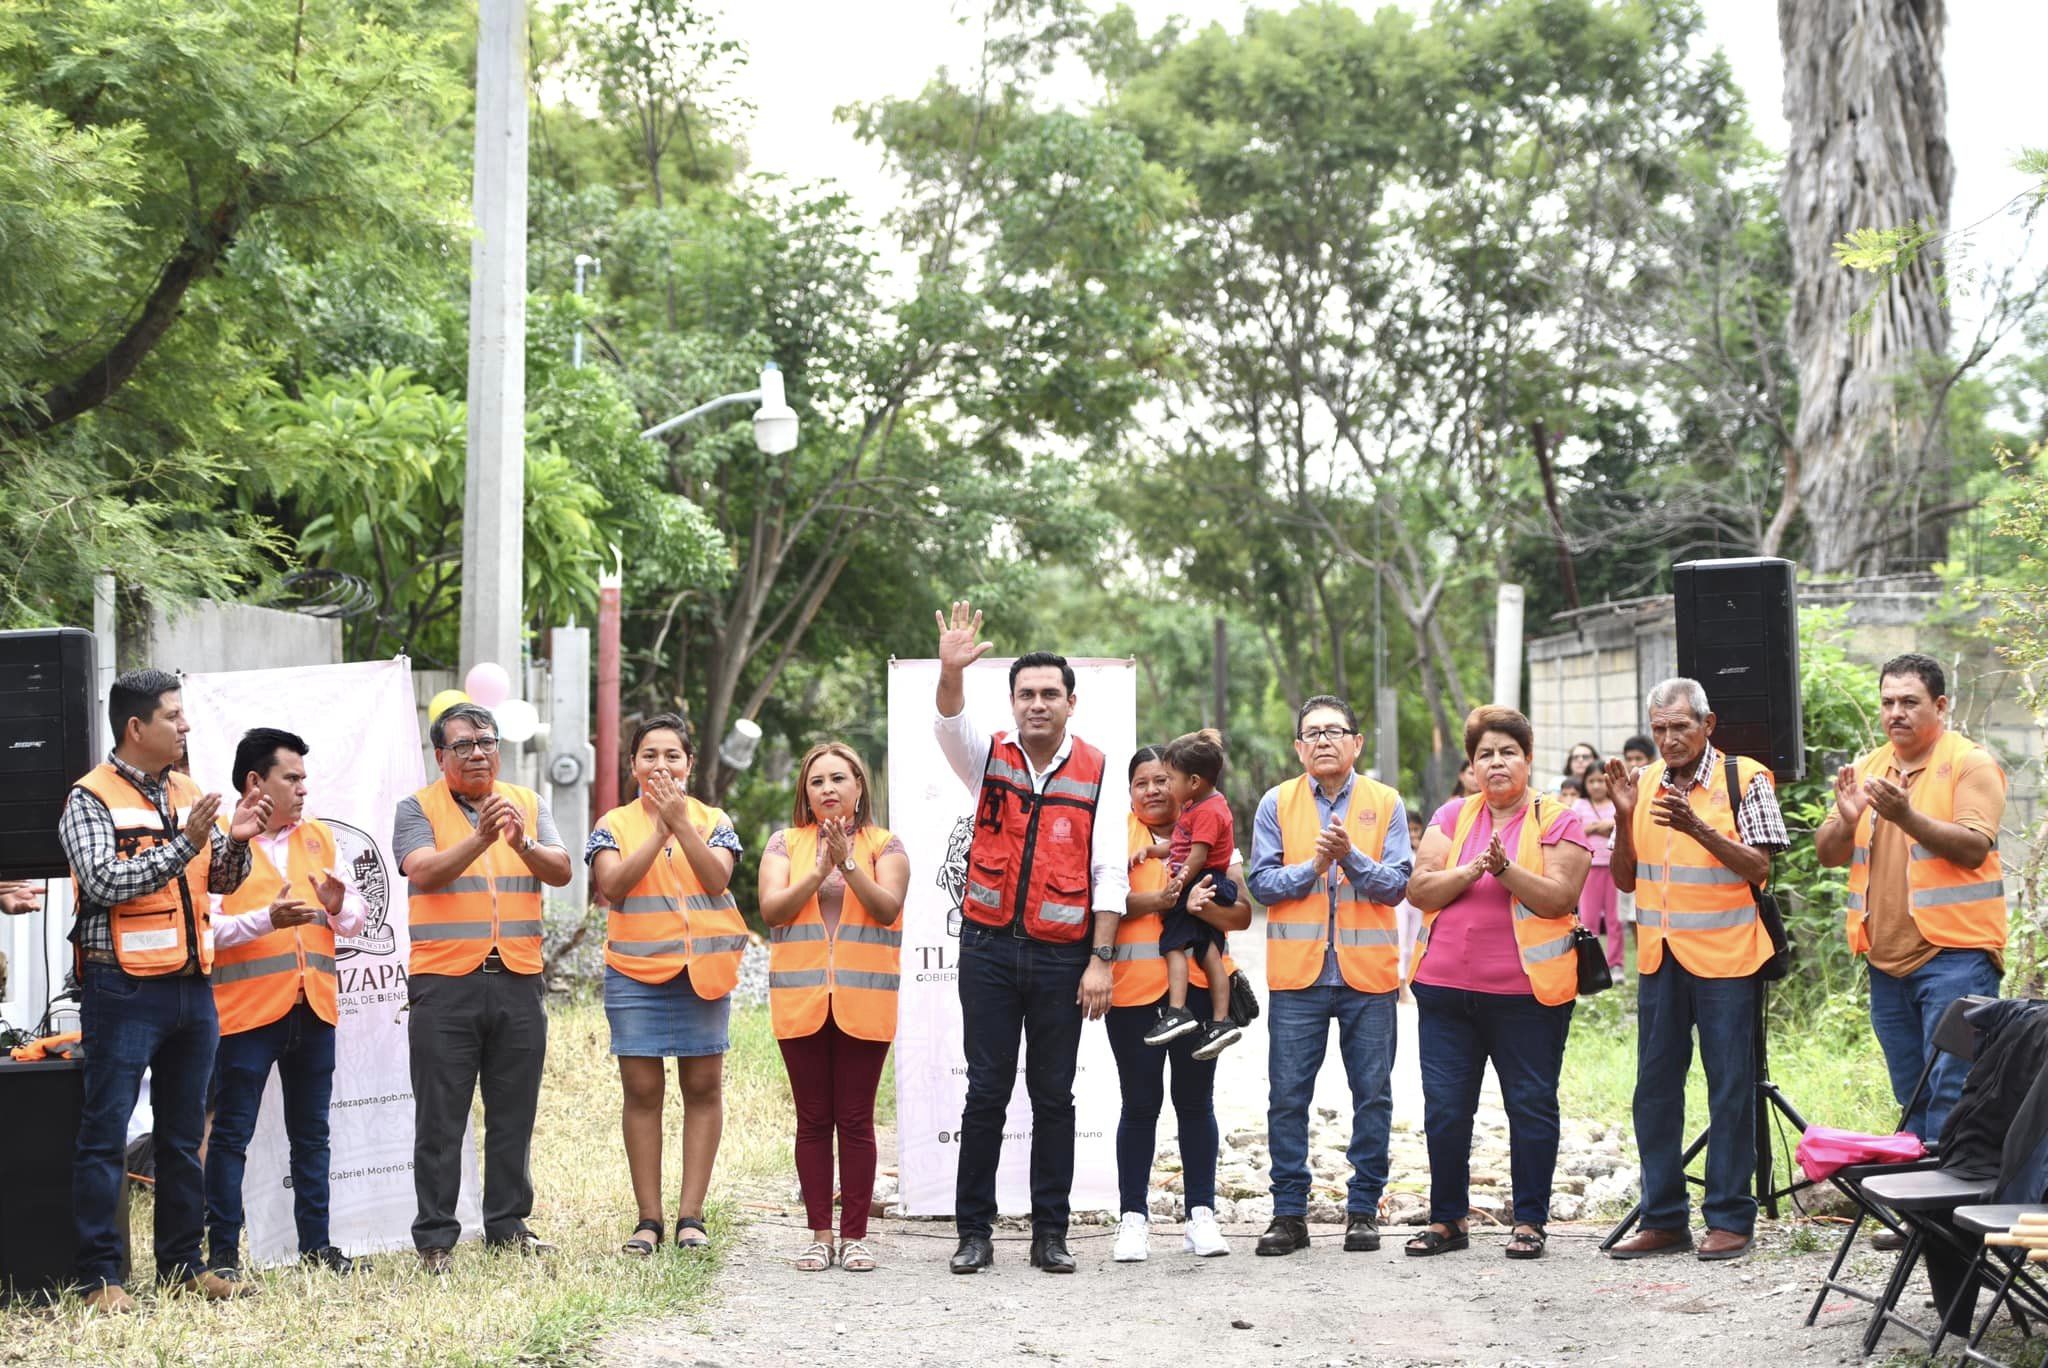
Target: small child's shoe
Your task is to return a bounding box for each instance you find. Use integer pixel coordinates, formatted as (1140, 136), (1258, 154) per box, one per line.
(1142, 1006), (1200, 1047)
(1190, 1019), (1243, 1060)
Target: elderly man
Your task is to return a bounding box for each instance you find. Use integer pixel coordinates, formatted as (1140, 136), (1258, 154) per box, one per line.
(394, 702), (572, 1273)
(1605, 678), (1787, 1262)
(1817, 653), (2006, 1146)
(1248, 695), (1413, 1257)
(61, 669), (270, 1313)
(933, 602), (1127, 1276)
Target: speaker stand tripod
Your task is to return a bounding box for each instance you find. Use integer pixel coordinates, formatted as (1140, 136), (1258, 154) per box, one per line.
(1600, 983), (1814, 1249)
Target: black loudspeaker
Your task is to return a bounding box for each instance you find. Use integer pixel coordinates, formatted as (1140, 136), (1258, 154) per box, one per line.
(0, 628), (98, 880)
(1673, 557), (1804, 781)
(0, 1060), (84, 1297)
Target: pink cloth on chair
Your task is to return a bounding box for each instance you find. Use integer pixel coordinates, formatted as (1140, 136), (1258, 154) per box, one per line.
(1795, 1125), (1927, 1182)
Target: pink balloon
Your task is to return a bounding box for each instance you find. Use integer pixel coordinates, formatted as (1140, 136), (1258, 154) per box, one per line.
(464, 661), (512, 708)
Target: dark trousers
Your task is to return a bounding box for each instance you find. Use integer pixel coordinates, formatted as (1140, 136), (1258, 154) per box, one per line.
(1104, 997), (1220, 1215)
(73, 964), (218, 1288)
(777, 1014), (892, 1240)
(954, 922), (1089, 1239)
(1414, 982), (1573, 1228)
(205, 1001), (337, 1267)
(1634, 957), (1760, 1235)
(407, 969), (547, 1249)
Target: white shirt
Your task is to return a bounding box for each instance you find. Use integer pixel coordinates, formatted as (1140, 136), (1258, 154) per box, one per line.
(209, 820), (369, 949)
(934, 707), (1129, 916)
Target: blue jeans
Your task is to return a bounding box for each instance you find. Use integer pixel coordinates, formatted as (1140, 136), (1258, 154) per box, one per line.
(73, 964), (219, 1289)
(1105, 997), (1219, 1215)
(1634, 959), (1757, 1235)
(1870, 949), (2003, 1142)
(205, 1002), (338, 1267)
(1266, 983), (1397, 1217)
(1414, 982), (1573, 1228)
(954, 923), (1089, 1239)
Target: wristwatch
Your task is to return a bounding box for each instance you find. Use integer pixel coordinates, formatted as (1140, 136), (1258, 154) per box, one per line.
(1091, 944), (1114, 963)
(841, 856), (857, 872)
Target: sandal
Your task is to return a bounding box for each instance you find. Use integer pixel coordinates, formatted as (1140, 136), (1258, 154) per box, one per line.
(674, 1216), (710, 1250)
(839, 1239), (876, 1273)
(793, 1240), (833, 1272)
(621, 1218), (664, 1256)
(1505, 1225), (1547, 1260)
(1403, 1224), (1470, 1257)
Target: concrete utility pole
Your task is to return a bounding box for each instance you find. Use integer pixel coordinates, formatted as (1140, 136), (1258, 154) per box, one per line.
(1492, 583), (1525, 708)
(548, 626), (595, 908)
(460, 0), (530, 675)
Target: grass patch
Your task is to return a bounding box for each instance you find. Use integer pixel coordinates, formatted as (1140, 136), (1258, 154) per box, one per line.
(2, 995), (796, 1367)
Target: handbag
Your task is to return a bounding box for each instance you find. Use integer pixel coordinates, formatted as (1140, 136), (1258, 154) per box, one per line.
(1227, 968), (1261, 1028)
(1725, 756), (1793, 982)
(1573, 926), (1613, 996)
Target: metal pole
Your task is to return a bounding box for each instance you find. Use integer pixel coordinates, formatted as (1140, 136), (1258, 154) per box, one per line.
(548, 626), (594, 908)
(1493, 583), (1525, 708)
(572, 254), (598, 369)
(460, 0), (530, 675)
(1211, 617), (1226, 731)
(595, 567), (622, 823)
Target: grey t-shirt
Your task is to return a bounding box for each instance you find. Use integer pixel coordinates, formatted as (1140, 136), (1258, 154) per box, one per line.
(393, 787), (563, 870)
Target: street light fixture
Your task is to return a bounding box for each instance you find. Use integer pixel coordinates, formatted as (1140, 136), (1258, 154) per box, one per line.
(640, 362), (799, 454)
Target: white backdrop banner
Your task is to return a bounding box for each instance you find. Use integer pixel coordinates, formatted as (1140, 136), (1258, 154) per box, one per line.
(182, 659), (483, 1265)
(887, 656), (1134, 1217)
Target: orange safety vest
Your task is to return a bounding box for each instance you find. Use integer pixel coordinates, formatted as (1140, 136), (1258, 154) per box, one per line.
(962, 733), (1105, 944)
(768, 824), (902, 1041)
(406, 779), (544, 976)
(1632, 755), (1773, 978)
(1414, 794), (1578, 1006)
(69, 764), (215, 976)
(597, 797), (750, 995)
(1112, 812), (1235, 1007)
(1845, 731), (2007, 956)
(211, 820), (341, 1034)
(1262, 774), (1402, 993)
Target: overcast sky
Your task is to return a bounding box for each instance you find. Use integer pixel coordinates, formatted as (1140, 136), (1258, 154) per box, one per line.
(707, 1), (2044, 320)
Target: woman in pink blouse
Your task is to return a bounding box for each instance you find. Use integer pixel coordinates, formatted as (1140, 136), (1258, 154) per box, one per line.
(1403, 706), (1591, 1261)
(1572, 765), (1623, 971)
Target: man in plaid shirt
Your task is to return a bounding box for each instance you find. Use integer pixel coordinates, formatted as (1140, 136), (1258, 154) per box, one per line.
(1605, 677), (1788, 1264)
(59, 669), (269, 1314)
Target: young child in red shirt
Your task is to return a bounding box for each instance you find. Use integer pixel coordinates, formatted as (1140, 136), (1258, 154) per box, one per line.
(1141, 729), (1242, 1059)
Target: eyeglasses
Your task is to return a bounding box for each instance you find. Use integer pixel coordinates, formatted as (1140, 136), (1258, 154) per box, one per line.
(1298, 727), (1357, 743)
(447, 737), (500, 758)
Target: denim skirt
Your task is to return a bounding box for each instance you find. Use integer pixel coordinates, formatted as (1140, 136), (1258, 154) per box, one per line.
(603, 965), (731, 1058)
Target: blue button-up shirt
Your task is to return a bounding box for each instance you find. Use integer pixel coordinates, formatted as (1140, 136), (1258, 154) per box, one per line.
(1248, 772), (1415, 987)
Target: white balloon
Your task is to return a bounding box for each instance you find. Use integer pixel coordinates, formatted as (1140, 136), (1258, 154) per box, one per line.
(495, 698), (541, 743)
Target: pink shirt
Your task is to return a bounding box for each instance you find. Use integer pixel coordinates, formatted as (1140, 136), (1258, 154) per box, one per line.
(1413, 799), (1589, 997)
(208, 821), (369, 949)
(1571, 798), (1615, 867)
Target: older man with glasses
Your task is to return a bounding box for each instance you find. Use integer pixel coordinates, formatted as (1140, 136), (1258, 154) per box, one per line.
(392, 702), (572, 1273)
(1247, 695), (1415, 1257)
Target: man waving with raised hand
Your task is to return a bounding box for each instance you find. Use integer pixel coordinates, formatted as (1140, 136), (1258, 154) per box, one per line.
(934, 601), (1128, 1275)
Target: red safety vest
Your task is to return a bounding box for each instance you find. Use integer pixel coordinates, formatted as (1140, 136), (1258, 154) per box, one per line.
(961, 732), (1105, 944)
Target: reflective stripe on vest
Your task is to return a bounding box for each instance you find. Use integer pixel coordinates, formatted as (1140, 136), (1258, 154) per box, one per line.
(213, 819), (343, 1033)
(1631, 756), (1773, 979)
(1111, 812), (1232, 1006)
(1844, 732), (2008, 957)
(406, 780), (544, 976)
(1262, 774), (1402, 993)
(1415, 794), (1578, 1006)
(69, 765), (214, 978)
(768, 824), (903, 1041)
(599, 796), (749, 994)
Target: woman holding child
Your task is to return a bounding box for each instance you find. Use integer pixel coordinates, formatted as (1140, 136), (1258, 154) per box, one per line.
(1106, 740), (1253, 1263)
(1404, 705), (1591, 1261)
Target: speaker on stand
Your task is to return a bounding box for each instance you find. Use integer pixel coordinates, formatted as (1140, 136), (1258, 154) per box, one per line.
(1672, 556), (1804, 782)
(0, 628), (97, 882)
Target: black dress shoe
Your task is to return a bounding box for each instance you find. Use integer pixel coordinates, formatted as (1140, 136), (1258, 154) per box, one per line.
(1343, 1212), (1381, 1252)
(302, 1246), (368, 1274)
(949, 1235), (994, 1274)
(1028, 1233), (1076, 1273)
(1256, 1215), (1311, 1256)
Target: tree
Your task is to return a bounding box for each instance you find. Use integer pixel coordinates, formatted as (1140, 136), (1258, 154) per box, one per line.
(1778, 0), (1953, 574)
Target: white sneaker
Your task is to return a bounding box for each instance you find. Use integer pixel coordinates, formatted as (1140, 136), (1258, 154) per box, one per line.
(1113, 1211), (1150, 1262)
(1183, 1205), (1230, 1257)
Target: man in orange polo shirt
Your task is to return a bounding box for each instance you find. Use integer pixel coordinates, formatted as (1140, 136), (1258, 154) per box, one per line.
(1817, 653), (2006, 1149)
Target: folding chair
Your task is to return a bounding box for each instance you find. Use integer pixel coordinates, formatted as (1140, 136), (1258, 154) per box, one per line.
(1949, 1204), (2048, 1368)
(1805, 994), (1992, 1328)
(1858, 1166), (2002, 1356)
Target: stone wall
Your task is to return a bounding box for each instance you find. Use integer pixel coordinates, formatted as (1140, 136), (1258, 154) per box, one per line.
(1526, 577), (2043, 872)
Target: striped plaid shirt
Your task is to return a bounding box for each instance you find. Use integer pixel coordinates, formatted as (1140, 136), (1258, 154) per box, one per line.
(1657, 741), (1789, 852)
(58, 753), (253, 953)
